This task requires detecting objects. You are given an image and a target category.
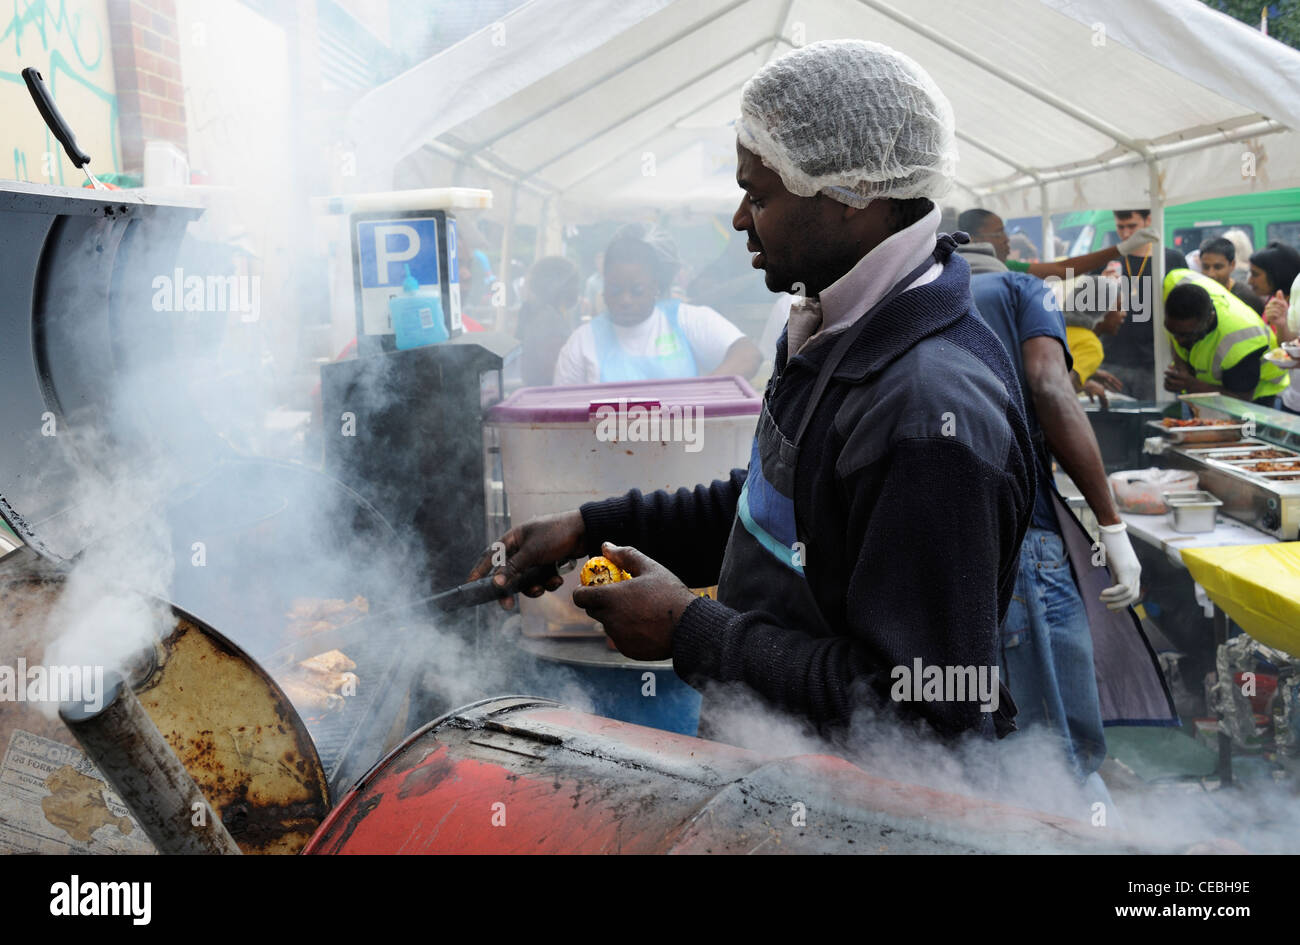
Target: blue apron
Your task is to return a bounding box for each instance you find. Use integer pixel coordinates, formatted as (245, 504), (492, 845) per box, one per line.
(713, 241), (1018, 738)
(591, 300), (698, 382)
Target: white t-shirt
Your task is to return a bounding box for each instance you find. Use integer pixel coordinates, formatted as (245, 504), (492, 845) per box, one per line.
(1282, 273), (1300, 410)
(552, 302), (745, 386)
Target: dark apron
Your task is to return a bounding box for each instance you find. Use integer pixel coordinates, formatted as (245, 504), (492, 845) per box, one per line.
(712, 243), (1015, 738)
(1049, 491), (1179, 726)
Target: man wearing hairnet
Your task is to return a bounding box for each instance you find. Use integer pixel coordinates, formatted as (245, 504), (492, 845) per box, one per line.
(475, 41), (1034, 748)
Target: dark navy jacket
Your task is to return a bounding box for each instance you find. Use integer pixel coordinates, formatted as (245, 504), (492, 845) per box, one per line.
(580, 248), (1036, 741)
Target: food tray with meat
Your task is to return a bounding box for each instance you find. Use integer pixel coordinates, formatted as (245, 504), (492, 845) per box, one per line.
(1148, 419), (1250, 443)
(1206, 448), (1297, 462)
(1241, 460), (1300, 473)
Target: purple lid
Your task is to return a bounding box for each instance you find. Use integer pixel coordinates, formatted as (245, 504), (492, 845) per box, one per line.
(487, 375), (761, 423)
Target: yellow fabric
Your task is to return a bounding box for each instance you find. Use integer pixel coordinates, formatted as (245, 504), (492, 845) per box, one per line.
(1162, 269), (1288, 400)
(1181, 543), (1300, 658)
(1064, 326), (1104, 383)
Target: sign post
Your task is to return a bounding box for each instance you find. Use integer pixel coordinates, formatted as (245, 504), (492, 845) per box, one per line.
(350, 208), (463, 357)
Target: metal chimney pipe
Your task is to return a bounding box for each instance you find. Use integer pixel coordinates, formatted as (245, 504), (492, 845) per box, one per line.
(60, 671), (241, 855)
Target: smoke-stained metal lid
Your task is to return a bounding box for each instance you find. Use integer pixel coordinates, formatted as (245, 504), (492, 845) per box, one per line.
(303, 696), (1157, 854)
(0, 569), (330, 854)
(0, 181), (205, 562)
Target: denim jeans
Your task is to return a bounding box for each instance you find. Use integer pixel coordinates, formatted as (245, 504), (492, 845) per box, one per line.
(1000, 527), (1108, 779)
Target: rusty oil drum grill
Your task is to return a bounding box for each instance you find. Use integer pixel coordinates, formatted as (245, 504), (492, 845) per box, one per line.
(0, 182), (423, 845)
(303, 696), (1162, 855)
(0, 554), (329, 854)
(154, 457), (418, 796)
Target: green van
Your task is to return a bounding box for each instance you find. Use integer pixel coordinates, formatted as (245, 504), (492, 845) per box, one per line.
(1053, 188), (1300, 259)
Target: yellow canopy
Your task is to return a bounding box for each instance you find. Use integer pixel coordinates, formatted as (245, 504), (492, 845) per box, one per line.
(1181, 543), (1300, 657)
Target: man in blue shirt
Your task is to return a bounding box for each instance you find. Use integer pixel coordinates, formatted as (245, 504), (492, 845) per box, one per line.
(965, 256), (1147, 809)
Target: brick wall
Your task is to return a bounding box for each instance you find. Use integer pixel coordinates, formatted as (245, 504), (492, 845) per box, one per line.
(108, 0), (188, 175)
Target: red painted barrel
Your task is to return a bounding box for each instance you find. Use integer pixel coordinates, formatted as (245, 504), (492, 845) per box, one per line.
(303, 697), (1147, 854)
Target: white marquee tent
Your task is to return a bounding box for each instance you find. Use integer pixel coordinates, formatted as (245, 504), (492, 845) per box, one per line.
(347, 0), (1300, 220)
(343, 0), (1300, 397)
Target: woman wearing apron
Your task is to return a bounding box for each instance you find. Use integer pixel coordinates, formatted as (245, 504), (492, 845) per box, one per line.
(551, 224), (761, 385)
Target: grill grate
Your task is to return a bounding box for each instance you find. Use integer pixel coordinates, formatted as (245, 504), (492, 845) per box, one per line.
(289, 623), (416, 799)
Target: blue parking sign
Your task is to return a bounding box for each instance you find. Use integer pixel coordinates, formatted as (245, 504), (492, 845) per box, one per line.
(357, 218), (440, 287)
(446, 217), (459, 283)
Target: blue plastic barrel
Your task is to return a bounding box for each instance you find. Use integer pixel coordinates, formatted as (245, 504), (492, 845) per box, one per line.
(516, 636), (701, 736)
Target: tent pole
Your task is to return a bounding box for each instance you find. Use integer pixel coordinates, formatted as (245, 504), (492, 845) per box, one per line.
(535, 198), (549, 261)
(498, 183), (519, 334)
(536, 197), (564, 259)
(977, 119), (1283, 203)
(1149, 158), (1172, 405)
(1039, 183), (1053, 263)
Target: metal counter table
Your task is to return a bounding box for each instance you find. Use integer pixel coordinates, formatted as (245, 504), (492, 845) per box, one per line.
(1119, 511), (1278, 568)
(1120, 510), (1277, 785)
(1056, 466), (1278, 784)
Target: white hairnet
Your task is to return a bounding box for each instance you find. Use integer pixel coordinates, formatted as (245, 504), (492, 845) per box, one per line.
(736, 40), (957, 206)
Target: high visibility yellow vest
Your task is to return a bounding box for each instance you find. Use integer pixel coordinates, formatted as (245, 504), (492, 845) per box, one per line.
(1162, 269), (1289, 401)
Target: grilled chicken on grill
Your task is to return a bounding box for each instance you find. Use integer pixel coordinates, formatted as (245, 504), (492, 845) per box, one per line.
(283, 650), (360, 715)
(285, 596), (369, 638)
(298, 649), (356, 674)
(281, 679), (345, 714)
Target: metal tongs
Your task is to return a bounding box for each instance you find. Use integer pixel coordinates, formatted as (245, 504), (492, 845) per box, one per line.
(21, 66), (105, 190)
(266, 559), (576, 668)
(427, 559), (576, 612)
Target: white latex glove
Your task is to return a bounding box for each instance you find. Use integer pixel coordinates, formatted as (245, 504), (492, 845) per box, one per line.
(1117, 225), (1161, 256)
(1098, 521), (1141, 610)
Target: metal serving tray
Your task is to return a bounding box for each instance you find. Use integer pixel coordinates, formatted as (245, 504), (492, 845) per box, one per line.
(1161, 447), (1300, 540)
(1189, 444), (1300, 463)
(1163, 490), (1223, 533)
(1147, 420), (1251, 444)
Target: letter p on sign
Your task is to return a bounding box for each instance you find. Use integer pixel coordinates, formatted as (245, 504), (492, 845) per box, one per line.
(357, 218), (441, 288)
(373, 225), (420, 282)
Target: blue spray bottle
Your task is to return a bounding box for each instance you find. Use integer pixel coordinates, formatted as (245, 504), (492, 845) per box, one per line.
(391, 263), (448, 350)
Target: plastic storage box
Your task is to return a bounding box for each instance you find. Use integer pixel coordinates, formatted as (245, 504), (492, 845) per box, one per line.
(485, 376), (761, 635)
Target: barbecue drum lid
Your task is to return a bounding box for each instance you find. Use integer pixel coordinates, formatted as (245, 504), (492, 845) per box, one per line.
(0, 183), (339, 852)
(304, 697), (1157, 855)
(0, 569), (330, 854)
(0, 181), (211, 561)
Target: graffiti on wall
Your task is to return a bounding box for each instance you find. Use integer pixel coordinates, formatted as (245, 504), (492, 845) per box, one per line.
(2, 0), (119, 185)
